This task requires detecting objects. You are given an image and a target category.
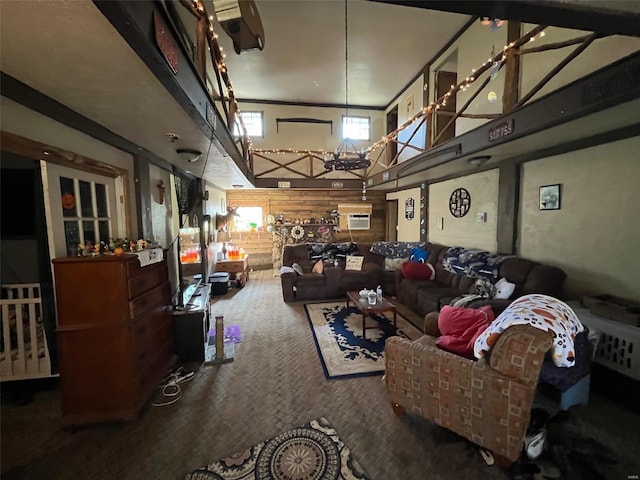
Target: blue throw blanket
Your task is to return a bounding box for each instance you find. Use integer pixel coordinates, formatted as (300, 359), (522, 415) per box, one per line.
(442, 246), (512, 282)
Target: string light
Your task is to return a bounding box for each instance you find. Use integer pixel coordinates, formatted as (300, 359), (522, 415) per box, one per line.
(189, 7), (546, 168)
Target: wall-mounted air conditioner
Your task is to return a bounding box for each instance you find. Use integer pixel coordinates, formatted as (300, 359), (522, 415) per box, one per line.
(347, 213), (370, 230)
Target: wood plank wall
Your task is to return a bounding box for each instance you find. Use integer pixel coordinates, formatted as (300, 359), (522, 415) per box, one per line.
(226, 189), (387, 269)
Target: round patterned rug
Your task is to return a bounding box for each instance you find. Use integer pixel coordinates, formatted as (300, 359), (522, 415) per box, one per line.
(186, 418), (369, 480)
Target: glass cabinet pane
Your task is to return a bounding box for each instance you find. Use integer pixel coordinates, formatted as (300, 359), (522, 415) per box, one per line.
(60, 177), (77, 218)
(64, 221), (80, 256)
(79, 181), (93, 217)
(95, 183), (108, 217)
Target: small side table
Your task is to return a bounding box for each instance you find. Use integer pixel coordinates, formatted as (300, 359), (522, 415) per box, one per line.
(216, 256), (249, 287)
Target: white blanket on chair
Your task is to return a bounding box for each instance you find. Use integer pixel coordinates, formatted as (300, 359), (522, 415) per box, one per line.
(474, 294), (584, 367)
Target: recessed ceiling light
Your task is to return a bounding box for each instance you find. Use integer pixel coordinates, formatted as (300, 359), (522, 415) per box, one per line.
(232, 184), (244, 189)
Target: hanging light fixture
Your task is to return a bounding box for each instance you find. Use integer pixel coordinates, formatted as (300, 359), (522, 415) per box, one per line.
(324, 0), (371, 172)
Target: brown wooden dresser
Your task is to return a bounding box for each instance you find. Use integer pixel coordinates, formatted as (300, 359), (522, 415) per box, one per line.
(52, 253), (174, 426)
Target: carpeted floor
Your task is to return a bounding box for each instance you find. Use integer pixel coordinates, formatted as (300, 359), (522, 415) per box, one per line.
(2, 270), (640, 480)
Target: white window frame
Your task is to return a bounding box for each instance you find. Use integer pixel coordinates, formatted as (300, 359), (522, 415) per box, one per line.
(234, 111), (264, 138)
(342, 115), (370, 141)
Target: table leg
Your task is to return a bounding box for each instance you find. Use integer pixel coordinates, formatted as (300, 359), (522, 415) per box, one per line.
(362, 312), (367, 339)
(393, 309), (397, 335)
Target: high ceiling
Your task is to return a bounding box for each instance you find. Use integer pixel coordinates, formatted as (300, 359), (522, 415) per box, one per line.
(1, 1), (639, 191)
(211, 0), (471, 107)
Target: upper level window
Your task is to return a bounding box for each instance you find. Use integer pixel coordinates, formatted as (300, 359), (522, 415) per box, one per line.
(342, 116), (370, 141)
(234, 111), (263, 137)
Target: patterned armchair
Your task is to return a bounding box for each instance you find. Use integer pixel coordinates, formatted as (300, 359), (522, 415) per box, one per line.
(384, 325), (553, 462)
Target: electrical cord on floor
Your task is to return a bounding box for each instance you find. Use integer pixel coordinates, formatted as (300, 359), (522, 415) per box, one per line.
(151, 366), (195, 407)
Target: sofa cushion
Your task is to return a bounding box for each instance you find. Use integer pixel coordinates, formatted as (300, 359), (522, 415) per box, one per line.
(436, 305), (495, 359)
(401, 262), (435, 280)
(384, 257), (408, 271)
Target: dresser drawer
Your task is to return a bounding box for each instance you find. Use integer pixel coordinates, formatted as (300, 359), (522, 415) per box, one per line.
(129, 283), (169, 319)
(136, 339), (174, 399)
(128, 265), (168, 299)
(132, 313), (172, 371)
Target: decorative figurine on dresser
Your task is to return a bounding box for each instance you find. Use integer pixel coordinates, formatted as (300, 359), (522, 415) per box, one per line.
(52, 247), (174, 426)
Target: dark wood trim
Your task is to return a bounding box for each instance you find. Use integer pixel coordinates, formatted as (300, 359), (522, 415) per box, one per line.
(93, 0), (254, 183)
(372, 1), (640, 37)
(369, 51), (640, 187)
(253, 178), (364, 189)
(237, 98), (385, 111)
(496, 160), (518, 254)
(385, 17), (477, 111)
(0, 73), (173, 172)
(134, 157), (153, 241)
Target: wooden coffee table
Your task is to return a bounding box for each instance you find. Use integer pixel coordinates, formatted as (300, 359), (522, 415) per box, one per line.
(346, 291), (397, 339)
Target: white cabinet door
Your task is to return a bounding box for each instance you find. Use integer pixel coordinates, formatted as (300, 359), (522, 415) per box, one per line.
(43, 162), (121, 259)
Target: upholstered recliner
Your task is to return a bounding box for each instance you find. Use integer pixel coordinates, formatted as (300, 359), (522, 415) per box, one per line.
(384, 325), (553, 462)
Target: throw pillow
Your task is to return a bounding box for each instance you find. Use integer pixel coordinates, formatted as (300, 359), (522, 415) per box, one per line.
(291, 263), (304, 276)
(410, 247), (429, 263)
(436, 305), (495, 359)
(345, 255), (364, 271)
(312, 260), (324, 274)
(401, 261), (435, 280)
(384, 257), (409, 271)
(280, 266), (295, 275)
(494, 277), (516, 299)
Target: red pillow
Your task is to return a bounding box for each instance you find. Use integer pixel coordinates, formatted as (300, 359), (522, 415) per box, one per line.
(435, 305), (495, 359)
(401, 261), (435, 280)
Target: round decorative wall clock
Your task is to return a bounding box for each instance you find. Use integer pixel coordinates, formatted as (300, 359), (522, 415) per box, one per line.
(449, 187), (471, 218)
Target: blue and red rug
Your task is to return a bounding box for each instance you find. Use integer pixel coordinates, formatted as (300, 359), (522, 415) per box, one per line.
(304, 301), (421, 379)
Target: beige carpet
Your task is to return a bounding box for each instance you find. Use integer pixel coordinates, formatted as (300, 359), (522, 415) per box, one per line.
(2, 270), (640, 480)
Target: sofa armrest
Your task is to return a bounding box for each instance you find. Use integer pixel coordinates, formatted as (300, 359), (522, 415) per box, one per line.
(488, 325), (553, 385)
(281, 272), (297, 302)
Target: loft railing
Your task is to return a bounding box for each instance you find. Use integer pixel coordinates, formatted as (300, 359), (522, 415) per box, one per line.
(163, 5), (613, 182)
(164, 0), (251, 166)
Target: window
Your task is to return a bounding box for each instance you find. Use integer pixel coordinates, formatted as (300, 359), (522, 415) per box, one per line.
(234, 111), (263, 137)
(59, 176), (112, 255)
(342, 116), (370, 141)
(232, 206), (263, 232)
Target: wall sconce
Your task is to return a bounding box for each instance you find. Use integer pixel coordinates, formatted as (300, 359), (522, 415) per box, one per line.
(176, 148), (203, 163)
(468, 156), (491, 167)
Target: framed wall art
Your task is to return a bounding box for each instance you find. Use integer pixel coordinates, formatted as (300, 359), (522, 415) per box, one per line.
(449, 187), (471, 218)
(539, 184), (561, 210)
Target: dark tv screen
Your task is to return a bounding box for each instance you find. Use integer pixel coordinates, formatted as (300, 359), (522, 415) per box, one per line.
(1, 169), (37, 237)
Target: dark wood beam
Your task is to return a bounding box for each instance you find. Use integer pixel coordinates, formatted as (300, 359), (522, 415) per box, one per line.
(371, 1), (640, 37)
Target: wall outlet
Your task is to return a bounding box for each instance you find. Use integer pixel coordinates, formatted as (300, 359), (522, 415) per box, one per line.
(476, 212), (487, 223)
(438, 217), (444, 230)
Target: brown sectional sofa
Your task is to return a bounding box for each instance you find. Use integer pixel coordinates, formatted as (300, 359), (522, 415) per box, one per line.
(396, 243), (567, 318)
(280, 242), (384, 302)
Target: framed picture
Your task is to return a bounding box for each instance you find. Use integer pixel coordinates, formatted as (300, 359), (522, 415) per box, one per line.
(539, 184), (561, 210)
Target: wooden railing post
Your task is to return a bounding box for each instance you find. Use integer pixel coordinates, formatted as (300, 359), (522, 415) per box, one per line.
(503, 21), (521, 113)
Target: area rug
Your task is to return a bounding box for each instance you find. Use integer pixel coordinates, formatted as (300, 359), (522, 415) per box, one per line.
(185, 417), (370, 480)
(304, 301), (422, 379)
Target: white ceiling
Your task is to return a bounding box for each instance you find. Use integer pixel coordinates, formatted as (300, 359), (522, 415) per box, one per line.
(212, 0), (471, 106)
(0, 0), (471, 190)
(1, 1), (638, 192)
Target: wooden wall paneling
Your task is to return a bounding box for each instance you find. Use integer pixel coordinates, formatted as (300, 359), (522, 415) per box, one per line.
(226, 189), (386, 269)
